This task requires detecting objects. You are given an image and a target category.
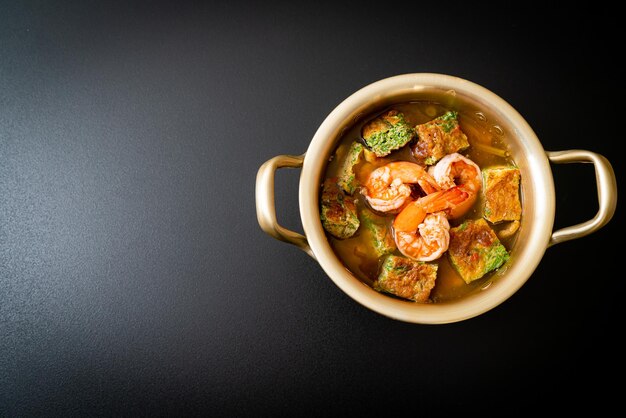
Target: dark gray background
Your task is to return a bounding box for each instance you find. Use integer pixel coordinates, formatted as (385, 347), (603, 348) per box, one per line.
(1, 1), (623, 416)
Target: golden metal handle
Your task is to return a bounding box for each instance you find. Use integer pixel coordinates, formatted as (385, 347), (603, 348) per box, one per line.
(255, 154), (315, 259)
(547, 150), (617, 247)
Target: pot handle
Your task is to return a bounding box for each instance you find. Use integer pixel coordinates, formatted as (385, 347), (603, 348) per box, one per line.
(546, 150), (617, 247)
(255, 153), (315, 259)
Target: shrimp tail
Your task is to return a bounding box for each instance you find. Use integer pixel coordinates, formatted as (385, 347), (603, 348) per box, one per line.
(393, 200), (427, 232)
(393, 187), (468, 233)
(417, 173), (441, 194)
(421, 187), (468, 212)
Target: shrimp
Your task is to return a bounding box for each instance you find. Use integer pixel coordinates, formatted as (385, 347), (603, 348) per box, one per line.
(362, 161), (441, 213)
(393, 188), (468, 261)
(428, 153), (482, 219)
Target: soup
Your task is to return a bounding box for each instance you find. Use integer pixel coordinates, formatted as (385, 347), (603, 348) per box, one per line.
(319, 101), (522, 303)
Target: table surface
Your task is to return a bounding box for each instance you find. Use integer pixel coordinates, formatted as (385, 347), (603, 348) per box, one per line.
(2, 2), (623, 415)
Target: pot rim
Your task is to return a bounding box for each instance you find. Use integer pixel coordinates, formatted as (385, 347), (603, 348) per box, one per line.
(299, 73), (554, 324)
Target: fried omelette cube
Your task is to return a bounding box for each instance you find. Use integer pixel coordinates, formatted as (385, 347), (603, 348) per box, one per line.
(361, 110), (415, 157)
(482, 166), (522, 223)
(412, 110), (470, 165)
(320, 178), (359, 239)
(374, 255), (438, 303)
(360, 208), (396, 257)
(337, 141), (363, 195)
(448, 218), (510, 284)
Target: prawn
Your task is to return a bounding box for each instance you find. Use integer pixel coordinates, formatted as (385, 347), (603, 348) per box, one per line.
(428, 153), (482, 219)
(393, 188), (468, 261)
(362, 161), (441, 213)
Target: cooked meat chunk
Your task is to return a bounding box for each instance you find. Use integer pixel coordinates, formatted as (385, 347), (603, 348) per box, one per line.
(412, 111), (470, 165)
(448, 218), (509, 284)
(320, 178), (359, 239)
(337, 141), (363, 195)
(360, 208), (396, 257)
(361, 110), (415, 157)
(482, 166), (522, 223)
(374, 255), (438, 302)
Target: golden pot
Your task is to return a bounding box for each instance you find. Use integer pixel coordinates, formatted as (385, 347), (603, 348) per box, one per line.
(255, 73), (617, 324)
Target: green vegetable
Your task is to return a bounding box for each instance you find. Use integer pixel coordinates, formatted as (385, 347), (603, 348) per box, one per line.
(320, 179), (359, 239)
(448, 219), (510, 283)
(374, 255), (438, 303)
(337, 142), (363, 195)
(360, 208), (395, 257)
(361, 110), (415, 157)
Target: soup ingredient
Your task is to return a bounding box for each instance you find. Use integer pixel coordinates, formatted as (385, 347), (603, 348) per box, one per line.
(396, 213), (450, 262)
(429, 152), (482, 219)
(374, 255), (438, 302)
(448, 218), (510, 283)
(360, 208), (396, 257)
(362, 161), (440, 213)
(393, 188), (469, 262)
(320, 179), (359, 239)
(497, 220), (520, 240)
(412, 111), (470, 165)
(361, 110), (415, 157)
(337, 142), (363, 194)
(482, 166), (522, 223)
(363, 148), (378, 163)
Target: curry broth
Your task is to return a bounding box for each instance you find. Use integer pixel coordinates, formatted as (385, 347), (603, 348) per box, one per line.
(323, 101), (520, 303)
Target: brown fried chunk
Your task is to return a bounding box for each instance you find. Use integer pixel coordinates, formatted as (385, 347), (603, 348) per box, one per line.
(374, 255), (438, 303)
(483, 166), (522, 223)
(412, 111), (469, 165)
(448, 219), (509, 284)
(337, 141), (363, 195)
(320, 178), (360, 239)
(360, 208), (396, 257)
